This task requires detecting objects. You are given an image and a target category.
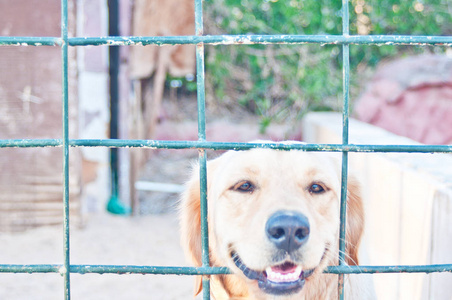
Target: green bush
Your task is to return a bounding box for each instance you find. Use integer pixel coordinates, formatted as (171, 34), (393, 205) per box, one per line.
(203, 0), (451, 131)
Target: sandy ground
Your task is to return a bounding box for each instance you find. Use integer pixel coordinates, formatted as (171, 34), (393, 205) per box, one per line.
(0, 213), (199, 300)
(0, 99), (299, 300)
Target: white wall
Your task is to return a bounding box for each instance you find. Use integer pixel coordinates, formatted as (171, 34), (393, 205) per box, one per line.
(76, 0), (110, 214)
(303, 112), (452, 300)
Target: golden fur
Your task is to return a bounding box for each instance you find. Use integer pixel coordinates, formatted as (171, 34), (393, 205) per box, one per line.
(180, 143), (374, 299)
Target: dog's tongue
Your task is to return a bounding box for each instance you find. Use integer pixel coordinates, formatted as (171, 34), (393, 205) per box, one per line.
(265, 263), (302, 283)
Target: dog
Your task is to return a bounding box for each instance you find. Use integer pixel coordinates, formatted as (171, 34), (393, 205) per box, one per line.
(180, 142), (375, 299)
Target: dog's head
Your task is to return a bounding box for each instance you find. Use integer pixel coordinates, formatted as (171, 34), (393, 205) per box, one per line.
(180, 144), (364, 299)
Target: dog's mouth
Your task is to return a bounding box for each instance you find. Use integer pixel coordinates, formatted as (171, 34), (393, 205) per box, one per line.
(231, 251), (315, 295)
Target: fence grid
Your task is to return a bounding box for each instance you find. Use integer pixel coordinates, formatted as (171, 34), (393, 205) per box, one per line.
(0, 0), (451, 299)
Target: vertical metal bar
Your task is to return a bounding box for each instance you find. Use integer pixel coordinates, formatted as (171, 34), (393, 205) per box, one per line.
(194, 0), (210, 299)
(338, 0), (350, 299)
(61, 0), (71, 299)
(195, 0), (206, 141)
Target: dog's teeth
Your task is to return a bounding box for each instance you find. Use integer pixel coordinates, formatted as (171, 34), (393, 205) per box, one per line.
(265, 265), (303, 283)
(295, 265), (302, 275)
(295, 266), (302, 274)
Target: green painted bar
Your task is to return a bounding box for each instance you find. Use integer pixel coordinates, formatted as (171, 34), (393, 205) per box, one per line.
(326, 264), (452, 274)
(338, 1), (350, 298)
(0, 264), (230, 275)
(66, 35), (452, 46)
(0, 139), (63, 147)
(0, 36), (60, 46)
(71, 265), (231, 275)
(0, 265), (61, 273)
(196, 49), (207, 140)
(198, 152), (210, 300)
(1, 139), (452, 153)
(1, 35), (451, 47)
(202, 277), (211, 300)
(194, 0), (211, 298)
(1, 264), (451, 275)
(61, 0), (71, 299)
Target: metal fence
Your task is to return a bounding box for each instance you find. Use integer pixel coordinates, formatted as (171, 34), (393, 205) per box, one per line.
(0, 0), (452, 299)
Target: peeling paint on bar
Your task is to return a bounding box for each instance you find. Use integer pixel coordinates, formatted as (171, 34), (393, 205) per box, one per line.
(2, 35), (451, 47)
(68, 34), (452, 46)
(0, 139), (63, 148)
(0, 37), (60, 46)
(59, 266), (68, 276)
(1, 264), (451, 275)
(0, 264), (60, 273)
(72, 265), (231, 275)
(1, 139), (452, 153)
(326, 264), (452, 274)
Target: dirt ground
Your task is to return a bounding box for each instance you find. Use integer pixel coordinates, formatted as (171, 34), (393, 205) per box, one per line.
(0, 95), (300, 300)
(0, 213), (200, 300)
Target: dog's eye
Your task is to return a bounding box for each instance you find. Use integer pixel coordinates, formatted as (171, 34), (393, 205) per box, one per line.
(233, 181), (255, 193)
(309, 183), (325, 194)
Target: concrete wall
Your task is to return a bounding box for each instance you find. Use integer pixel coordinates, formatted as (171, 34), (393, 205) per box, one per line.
(76, 0), (110, 214)
(76, 0), (134, 214)
(303, 112), (452, 300)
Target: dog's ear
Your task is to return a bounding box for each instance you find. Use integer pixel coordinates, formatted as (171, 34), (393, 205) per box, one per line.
(345, 176), (365, 266)
(180, 163), (203, 267)
(179, 158), (221, 296)
(180, 162), (204, 295)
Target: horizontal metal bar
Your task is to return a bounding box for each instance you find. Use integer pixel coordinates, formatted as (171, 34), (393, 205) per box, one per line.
(71, 35), (452, 46)
(0, 264), (230, 275)
(72, 265), (230, 275)
(1, 264), (451, 275)
(0, 139), (451, 153)
(0, 139), (63, 147)
(326, 264), (452, 274)
(0, 265), (61, 274)
(1, 35), (451, 47)
(0, 36), (61, 46)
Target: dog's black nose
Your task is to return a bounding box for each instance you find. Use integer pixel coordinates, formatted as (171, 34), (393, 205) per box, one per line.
(265, 210), (310, 253)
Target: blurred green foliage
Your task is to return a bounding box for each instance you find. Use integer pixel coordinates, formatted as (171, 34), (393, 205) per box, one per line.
(202, 0), (451, 131)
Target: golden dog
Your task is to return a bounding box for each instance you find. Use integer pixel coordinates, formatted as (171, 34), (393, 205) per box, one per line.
(180, 142), (374, 299)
